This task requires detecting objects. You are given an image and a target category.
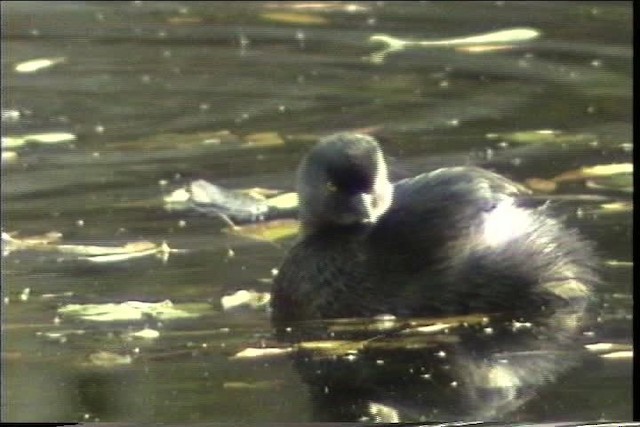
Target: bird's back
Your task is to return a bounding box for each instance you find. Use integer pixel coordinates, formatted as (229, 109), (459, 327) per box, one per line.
(368, 166), (596, 324)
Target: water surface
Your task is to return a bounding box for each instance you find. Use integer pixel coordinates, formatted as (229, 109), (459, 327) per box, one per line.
(1, 1), (632, 423)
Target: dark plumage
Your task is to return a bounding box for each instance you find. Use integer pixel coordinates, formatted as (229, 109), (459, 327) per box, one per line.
(271, 133), (597, 337)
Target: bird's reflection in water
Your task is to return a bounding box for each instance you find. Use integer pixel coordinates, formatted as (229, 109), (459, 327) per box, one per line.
(276, 313), (594, 423)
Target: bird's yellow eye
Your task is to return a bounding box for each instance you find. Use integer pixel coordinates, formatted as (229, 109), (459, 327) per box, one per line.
(326, 181), (337, 192)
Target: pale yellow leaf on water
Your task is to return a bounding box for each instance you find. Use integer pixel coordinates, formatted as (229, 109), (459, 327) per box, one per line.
(237, 187), (281, 201)
(1, 151), (18, 163)
(58, 300), (207, 322)
(368, 28), (540, 64)
(167, 16), (204, 25)
(581, 163), (633, 176)
(2, 132), (76, 148)
(600, 351), (633, 360)
(552, 163), (633, 182)
(525, 178), (557, 193)
(223, 380), (284, 390)
(164, 188), (191, 204)
(14, 57), (66, 73)
(455, 45), (514, 53)
(260, 12), (328, 25)
(2, 231), (63, 246)
(115, 130), (241, 150)
(266, 192), (299, 209)
(486, 129), (596, 145)
(55, 241), (158, 256)
(585, 174), (633, 193)
(263, 3), (370, 13)
(88, 351), (132, 367)
(296, 340), (362, 350)
(604, 260), (633, 268)
(585, 342), (624, 352)
(242, 132), (285, 147)
(231, 347), (292, 359)
(128, 328), (161, 339)
(599, 202), (633, 212)
(404, 323), (453, 334)
(224, 219), (300, 242)
(221, 290), (271, 311)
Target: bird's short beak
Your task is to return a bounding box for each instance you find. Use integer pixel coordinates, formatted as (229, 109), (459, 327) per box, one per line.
(355, 193), (376, 223)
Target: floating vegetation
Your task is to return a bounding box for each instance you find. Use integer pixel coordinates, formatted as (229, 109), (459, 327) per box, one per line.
(230, 347), (292, 359)
(260, 11), (329, 25)
(584, 342), (633, 353)
(2, 231), (63, 255)
(2, 232), (183, 263)
(243, 131), (285, 147)
(126, 328), (161, 340)
(600, 351), (633, 360)
(223, 380), (284, 390)
(87, 351), (133, 367)
(604, 260), (633, 268)
(1, 151), (18, 163)
(166, 16), (204, 25)
(114, 129), (284, 151)
(2, 132), (77, 148)
(403, 323), (452, 334)
(58, 300), (212, 322)
(486, 129), (597, 145)
(554, 163), (633, 181)
(189, 180), (270, 222)
(14, 57), (66, 73)
(263, 2), (370, 13)
(164, 179), (299, 224)
(585, 173), (633, 193)
(585, 343), (634, 360)
(36, 329), (86, 343)
(296, 340), (366, 356)
(238, 187), (283, 199)
(367, 27), (540, 64)
(223, 219), (300, 243)
(221, 289), (271, 311)
(265, 192), (299, 210)
(525, 163), (633, 194)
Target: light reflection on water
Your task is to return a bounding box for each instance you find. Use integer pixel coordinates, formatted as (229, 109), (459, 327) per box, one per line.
(1, 1), (632, 423)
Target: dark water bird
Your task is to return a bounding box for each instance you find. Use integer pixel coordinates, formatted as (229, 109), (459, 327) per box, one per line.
(271, 133), (597, 338)
(270, 132), (601, 421)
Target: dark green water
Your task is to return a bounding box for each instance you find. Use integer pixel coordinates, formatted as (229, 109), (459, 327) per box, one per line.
(1, 1), (632, 423)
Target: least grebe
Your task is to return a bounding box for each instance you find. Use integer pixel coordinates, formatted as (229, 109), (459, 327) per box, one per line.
(272, 133), (597, 336)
